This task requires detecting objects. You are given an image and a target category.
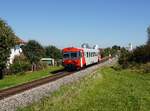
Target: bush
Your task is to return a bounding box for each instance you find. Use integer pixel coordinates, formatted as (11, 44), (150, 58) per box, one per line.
(10, 62), (31, 74)
(132, 45), (150, 63)
(36, 61), (48, 70)
(110, 65), (122, 71)
(138, 63), (150, 73)
(118, 45), (150, 69)
(143, 63), (150, 73)
(9, 54), (31, 74)
(118, 48), (131, 68)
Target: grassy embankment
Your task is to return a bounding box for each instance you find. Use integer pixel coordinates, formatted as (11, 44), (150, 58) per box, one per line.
(0, 66), (63, 90)
(19, 66), (150, 111)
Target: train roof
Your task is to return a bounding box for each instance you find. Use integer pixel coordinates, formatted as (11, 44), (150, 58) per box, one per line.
(63, 47), (83, 52)
(62, 47), (99, 52)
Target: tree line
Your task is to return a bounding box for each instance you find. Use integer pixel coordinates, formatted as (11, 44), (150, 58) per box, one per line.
(21, 40), (62, 72)
(1, 17), (150, 79)
(0, 18), (62, 79)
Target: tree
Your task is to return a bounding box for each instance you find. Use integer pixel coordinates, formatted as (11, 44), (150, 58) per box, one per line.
(112, 45), (120, 50)
(22, 40), (45, 71)
(45, 45), (62, 60)
(147, 26), (150, 45)
(0, 18), (16, 79)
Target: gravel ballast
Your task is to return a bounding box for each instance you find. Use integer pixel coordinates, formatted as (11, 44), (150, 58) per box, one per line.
(0, 58), (117, 111)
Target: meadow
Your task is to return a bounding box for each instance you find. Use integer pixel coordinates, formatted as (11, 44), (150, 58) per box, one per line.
(0, 66), (63, 89)
(18, 66), (150, 111)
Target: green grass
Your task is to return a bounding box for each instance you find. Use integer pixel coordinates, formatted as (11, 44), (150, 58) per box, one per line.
(0, 66), (63, 89)
(18, 66), (150, 111)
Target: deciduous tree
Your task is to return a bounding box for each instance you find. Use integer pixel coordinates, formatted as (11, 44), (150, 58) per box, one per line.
(0, 18), (16, 79)
(22, 40), (45, 71)
(45, 45), (62, 60)
(147, 26), (150, 45)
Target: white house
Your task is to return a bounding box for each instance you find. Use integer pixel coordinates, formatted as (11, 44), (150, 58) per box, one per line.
(9, 39), (26, 65)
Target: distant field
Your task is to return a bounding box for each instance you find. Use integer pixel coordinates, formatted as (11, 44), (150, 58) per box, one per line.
(0, 66), (63, 90)
(18, 66), (150, 111)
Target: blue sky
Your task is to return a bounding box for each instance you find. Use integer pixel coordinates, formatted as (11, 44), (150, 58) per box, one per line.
(0, 0), (150, 48)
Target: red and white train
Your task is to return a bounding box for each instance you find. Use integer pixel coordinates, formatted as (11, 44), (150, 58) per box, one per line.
(62, 44), (100, 70)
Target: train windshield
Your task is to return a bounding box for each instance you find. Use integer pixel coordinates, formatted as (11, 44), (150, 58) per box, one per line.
(71, 52), (77, 58)
(63, 53), (69, 59)
(63, 52), (80, 59)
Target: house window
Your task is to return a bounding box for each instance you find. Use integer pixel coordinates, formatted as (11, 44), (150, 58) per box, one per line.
(14, 45), (20, 50)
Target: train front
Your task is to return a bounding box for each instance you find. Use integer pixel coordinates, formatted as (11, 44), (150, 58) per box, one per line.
(62, 47), (83, 71)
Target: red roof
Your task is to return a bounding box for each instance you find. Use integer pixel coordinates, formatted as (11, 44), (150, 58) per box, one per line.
(15, 37), (26, 44)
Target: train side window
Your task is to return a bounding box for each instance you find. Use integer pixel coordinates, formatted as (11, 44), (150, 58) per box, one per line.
(78, 52), (81, 58)
(84, 52), (86, 57)
(95, 52), (97, 56)
(94, 52), (96, 56)
(87, 52), (88, 57)
(97, 52), (99, 56)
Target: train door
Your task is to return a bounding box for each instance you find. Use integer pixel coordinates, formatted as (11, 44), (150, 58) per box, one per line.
(80, 55), (83, 68)
(80, 51), (83, 68)
(80, 50), (86, 68)
(84, 50), (90, 65)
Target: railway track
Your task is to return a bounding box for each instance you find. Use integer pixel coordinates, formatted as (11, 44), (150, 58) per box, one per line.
(0, 57), (110, 100)
(0, 71), (72, 100)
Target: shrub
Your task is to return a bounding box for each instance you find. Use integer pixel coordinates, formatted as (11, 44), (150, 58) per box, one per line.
(132, 45), (150, 63)
(139, 63), (150, 73)
(118, 45), (150, 68)
(110, 64), (122, 71)
(10, 62), (31, 74)
(118, 48), (131, 68)
(9, 54), (31, 74)
(36, 61), (48, 70)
